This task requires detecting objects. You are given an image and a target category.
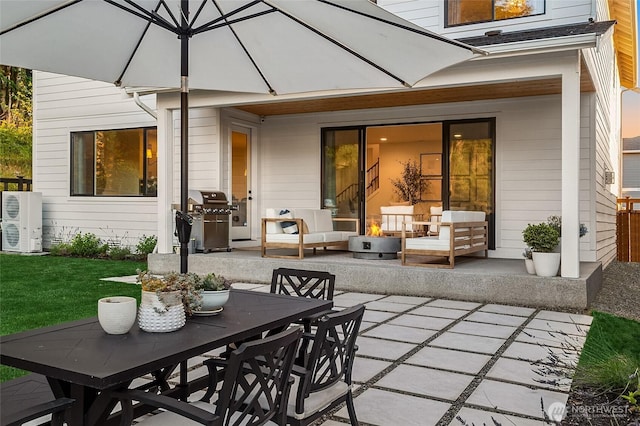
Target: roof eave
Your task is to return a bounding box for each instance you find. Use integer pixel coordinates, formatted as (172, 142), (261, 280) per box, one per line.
(608, 0), (638, 89)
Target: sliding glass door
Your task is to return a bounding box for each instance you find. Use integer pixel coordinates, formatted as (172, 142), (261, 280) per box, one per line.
(321, 128), (364, 231)
(321, 119), (495, 247)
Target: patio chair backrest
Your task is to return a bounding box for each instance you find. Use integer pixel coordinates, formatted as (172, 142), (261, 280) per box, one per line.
(294, 304), (365, 414)
(216, 326), (302, 426)
(271, 268), (336, 300)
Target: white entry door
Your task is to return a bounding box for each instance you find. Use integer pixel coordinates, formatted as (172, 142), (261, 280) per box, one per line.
(230, 127), (251, 240)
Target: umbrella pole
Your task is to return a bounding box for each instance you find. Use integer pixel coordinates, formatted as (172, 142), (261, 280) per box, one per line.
(180, 0), (189, 274)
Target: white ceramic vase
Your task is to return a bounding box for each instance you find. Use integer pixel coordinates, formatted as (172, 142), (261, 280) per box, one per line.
(200, 290), (230, 311)
(532, 252), (561, 277)
(98, 296), (137, 334)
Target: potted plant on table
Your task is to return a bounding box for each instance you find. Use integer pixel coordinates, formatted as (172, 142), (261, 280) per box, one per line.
(136, 270), (203, 332)
(522, 223), (560, 277)
(196, 273), (231, 312)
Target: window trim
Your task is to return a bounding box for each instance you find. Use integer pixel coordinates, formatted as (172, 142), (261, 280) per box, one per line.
(70, 126), (157, 197)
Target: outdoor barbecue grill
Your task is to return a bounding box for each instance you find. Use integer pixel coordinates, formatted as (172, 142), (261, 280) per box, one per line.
(186, 190), (233, 253)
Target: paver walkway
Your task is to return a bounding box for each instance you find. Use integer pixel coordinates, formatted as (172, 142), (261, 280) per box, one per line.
(103, 278), (593, 426)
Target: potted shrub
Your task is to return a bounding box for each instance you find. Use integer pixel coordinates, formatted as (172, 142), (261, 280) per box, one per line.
(196, 273), (231, 312)
(522, 223), (560, 277)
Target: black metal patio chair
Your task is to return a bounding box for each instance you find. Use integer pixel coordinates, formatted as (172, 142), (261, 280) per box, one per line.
(115, 327), (302, 426)
(0, 373), (75, 426)
(270, 268), (335, 301)
(285, 304), (365, 426)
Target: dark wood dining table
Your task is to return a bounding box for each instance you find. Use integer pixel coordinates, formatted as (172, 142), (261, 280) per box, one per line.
(0, 289), (332, 426)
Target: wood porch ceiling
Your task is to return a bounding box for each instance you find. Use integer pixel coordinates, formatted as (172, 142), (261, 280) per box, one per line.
(236, 62), (595, 117)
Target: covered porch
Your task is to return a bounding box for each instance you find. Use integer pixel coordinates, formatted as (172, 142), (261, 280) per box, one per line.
(148, 249), (602, 310)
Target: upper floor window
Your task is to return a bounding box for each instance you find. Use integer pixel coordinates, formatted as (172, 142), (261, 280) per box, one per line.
(71, 127), (157, 197)
(446, 0), (545, 27)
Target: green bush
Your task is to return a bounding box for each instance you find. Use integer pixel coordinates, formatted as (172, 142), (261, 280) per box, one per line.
(522, 222), (559, 252)
(108, 245), (132, 260)
(48, 242), (72, 256)
(136, 234), (157, 256)
(68, 232), (108, 258)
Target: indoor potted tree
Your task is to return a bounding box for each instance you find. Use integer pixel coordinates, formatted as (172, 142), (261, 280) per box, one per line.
(522, 223), (560, 277)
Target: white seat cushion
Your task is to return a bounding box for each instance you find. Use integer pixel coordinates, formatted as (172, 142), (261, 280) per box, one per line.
(266, 233), (325, 244)
(405, 236), (449, 250)
(264, 208), (284, 234)
(287, 377), (349, 420)
(291, 209), (316, 233)
(380, 205), (414, 232)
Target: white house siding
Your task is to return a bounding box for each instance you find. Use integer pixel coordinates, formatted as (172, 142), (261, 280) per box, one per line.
(581, 27), (619, 266)
(170, 107), (220, 202)
(378, 0), (596, 39)
(256, 94), (595, 261)
(33, 71), (158, 249)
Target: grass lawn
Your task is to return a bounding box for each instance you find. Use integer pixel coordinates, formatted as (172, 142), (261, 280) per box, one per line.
(0, 253), (146, 381)
(575, 311), (640, 389)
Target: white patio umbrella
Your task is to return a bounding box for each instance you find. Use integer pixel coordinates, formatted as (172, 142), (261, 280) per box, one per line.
(0, 0), (482, 272)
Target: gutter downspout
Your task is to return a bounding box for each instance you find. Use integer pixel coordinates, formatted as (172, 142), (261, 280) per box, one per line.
(133, 92), (157, 119)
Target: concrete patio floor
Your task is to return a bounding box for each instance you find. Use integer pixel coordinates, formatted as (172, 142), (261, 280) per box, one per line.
(98, 278), (592, 426)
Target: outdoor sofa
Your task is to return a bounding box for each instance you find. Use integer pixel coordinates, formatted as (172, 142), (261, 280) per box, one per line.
(261, 208), (359, 259)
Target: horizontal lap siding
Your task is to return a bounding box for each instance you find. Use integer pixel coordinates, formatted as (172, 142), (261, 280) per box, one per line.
(260, 120), (321, 207)
(171, 107), (219, 205)
(33, 72), (159, 249)
(498, 95), (592, 258)
(582, 15), (619, 266)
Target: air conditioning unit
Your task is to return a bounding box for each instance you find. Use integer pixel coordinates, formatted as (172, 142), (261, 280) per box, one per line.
(1, 192), (42, 253)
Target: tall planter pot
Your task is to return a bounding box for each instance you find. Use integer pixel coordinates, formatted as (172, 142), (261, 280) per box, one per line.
(138, 290), (185, 332)
(532, 252), (561, 277)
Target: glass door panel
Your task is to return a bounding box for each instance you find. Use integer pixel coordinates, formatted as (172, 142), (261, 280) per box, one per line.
(447, 120), (494, 247)
(231, 129), (250, 240)
(322, 128), (362, 231)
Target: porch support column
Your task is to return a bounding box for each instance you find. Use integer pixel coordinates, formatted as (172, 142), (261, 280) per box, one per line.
(560, 54), (581, 278)
(157, 104), (174, 254)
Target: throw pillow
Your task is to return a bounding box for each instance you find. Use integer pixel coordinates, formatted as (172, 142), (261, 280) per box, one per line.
(279, 209), (299, 234)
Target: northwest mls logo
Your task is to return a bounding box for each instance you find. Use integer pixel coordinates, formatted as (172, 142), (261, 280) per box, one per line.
(547, 402), (567, 422)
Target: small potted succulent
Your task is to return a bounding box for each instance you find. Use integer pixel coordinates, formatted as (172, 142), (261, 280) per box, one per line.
(522, 223), (560, 277)
(196, 273), (232, 312)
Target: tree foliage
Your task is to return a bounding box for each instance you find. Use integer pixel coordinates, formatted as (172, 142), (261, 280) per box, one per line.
(0, 66), (32, 178)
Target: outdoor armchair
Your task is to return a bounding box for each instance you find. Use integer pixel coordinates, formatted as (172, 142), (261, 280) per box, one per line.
(114, 327), (302, 426)
(285, 304), (365, 426)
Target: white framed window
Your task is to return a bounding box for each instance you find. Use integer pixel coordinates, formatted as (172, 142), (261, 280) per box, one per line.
(71, 127), (157, 197)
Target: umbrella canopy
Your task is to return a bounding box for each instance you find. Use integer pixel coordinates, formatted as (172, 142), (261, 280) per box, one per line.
(1, 0), (479, 93)
(0, 0), (481, 272)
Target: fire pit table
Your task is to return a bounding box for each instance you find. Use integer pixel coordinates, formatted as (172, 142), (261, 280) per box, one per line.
(348, 235), (402, 260)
